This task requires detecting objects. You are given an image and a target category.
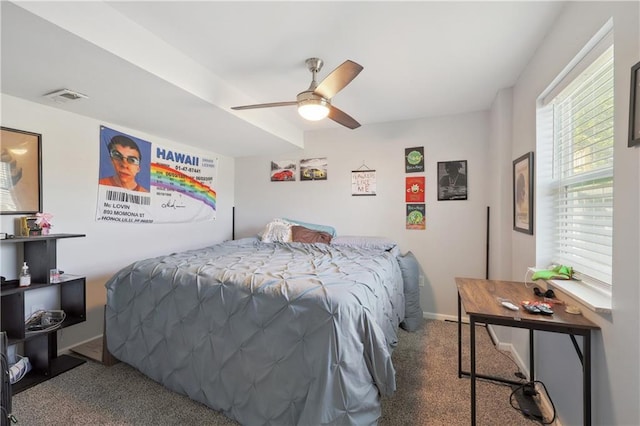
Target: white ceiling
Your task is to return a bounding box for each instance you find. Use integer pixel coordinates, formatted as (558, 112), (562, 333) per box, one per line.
(1, 1), (565, 157)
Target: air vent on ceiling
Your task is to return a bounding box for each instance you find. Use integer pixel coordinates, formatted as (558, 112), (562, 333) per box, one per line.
(44, 89), (89, 103)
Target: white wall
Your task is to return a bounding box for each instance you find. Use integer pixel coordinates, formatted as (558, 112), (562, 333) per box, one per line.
(488, 87), (514, 281)
(2, 3), (637, 423)
(235, 112), (490, 317)
(502, 2), (640, 425)
(1, 94), (235, 349)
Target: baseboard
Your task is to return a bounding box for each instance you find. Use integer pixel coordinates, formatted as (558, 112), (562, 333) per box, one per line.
(492, 338), (529, 378)
(423, 311), (460, 322)
(534, 383), (561, 426)
(59, 333), (103, 355)
(68, 336), (103, 362)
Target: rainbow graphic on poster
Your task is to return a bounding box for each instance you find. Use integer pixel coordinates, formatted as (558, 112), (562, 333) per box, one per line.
(150, 163), (216, 210)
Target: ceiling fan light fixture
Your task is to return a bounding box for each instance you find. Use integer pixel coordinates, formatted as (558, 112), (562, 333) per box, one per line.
(298, 101), (329, 121)
(297, 92), (330, 121)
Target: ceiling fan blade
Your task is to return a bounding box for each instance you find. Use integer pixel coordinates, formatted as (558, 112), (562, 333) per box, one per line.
(314, 60), (363, 99)
(231, 101), (297, 110)
(328, 105), (361, 129)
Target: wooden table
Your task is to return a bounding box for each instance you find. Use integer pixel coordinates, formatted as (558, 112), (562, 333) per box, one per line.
(455, 277), (599, 425)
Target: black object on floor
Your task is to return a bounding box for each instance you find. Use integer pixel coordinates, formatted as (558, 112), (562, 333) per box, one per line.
(511, 383), (543, 421)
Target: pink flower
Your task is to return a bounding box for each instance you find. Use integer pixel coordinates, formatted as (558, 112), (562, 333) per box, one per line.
(35, 212), (53, 228)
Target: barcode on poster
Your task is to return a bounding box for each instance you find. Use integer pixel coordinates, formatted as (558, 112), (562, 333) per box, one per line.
(106, 190), (151, 205)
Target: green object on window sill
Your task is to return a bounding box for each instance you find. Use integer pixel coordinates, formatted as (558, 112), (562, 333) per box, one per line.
(531, 265), (573, 281)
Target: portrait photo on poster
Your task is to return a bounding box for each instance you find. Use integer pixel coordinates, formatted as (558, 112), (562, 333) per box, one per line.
(98, 126), (151, 193)
(437, 160), (467, 201)
(513, 152), (534, 234)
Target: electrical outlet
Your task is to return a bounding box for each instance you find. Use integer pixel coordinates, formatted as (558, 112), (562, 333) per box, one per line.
(419, 274), (425, 287)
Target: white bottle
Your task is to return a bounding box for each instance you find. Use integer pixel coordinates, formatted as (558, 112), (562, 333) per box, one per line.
(19, 262), (31, 287)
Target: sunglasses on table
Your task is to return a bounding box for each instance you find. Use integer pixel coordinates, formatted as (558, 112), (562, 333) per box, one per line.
(533, 287), (556, 299)
(110, 149), (140, 165)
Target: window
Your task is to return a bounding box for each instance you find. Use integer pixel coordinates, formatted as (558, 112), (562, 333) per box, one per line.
(537, 33), (614, 290)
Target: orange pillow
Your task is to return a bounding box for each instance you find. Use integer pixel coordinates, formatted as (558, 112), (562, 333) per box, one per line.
(291, 226), (332, 244)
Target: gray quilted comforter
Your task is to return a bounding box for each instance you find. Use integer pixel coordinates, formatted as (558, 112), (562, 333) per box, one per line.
(105, 238), (405, 425)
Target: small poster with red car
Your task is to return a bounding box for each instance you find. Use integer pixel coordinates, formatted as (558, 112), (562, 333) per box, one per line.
(270, 160), (296, 182)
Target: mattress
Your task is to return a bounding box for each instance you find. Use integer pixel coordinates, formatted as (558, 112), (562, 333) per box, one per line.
(105, 237), (405, 425)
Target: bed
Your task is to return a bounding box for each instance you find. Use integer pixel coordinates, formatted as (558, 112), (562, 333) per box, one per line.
(105, 232), (408, 425)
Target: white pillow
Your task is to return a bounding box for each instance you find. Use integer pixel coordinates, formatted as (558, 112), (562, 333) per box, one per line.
(260, 219), (293, 243)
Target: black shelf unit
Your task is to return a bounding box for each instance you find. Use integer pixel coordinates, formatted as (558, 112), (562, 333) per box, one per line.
(0, 233), (87, 394)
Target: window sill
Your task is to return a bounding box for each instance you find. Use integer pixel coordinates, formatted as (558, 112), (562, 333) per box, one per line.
(528, 267), (612, 314)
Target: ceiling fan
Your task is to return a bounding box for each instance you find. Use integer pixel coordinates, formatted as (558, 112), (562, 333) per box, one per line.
(231, 58), (363, 129)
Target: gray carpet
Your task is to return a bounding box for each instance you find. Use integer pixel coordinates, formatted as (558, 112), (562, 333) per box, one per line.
(11, 320), (540, 425)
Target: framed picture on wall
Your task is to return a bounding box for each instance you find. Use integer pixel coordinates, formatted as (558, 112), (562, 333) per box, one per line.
(513, 152), (534, 234)
(406, 203), (426, 230)
(300, 157), (328, 181)
(437, 160), (467, 201)
(270, 160), (296, 182)
(0, 127), (42, 214)
(629, 61), (640, 147)
(351, 169), (376, 196)
(405, 176), (425, 202)
(404, 147), (424, 173)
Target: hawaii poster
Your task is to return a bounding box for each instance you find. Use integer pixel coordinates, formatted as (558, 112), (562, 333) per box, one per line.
(96, 126), (217, 224)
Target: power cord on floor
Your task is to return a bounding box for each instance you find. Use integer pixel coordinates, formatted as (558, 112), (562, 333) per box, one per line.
(456, 312), (557, 424)
(482, 325), (557, 424)
(509, 380), (557, 425)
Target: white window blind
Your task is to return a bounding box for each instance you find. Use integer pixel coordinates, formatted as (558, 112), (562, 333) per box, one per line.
(548, 45), (614, 286)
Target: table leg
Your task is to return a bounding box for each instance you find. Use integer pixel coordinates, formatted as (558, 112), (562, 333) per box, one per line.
(470, 315), (477, 426)
(529, 328), (535, 381)
(584, 332), (592, 426)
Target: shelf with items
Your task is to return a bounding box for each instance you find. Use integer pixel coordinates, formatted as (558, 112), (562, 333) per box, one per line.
(0, 233), (86, 394)
(1, 233), (86, 283)
(9, 352), (86, 394)
(0, 277), (86, 345)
